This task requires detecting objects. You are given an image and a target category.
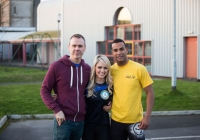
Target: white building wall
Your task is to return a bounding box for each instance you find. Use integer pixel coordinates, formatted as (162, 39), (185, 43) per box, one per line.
(37, 0), (61, 31)
(38, 0), (200, 78)
(128, 0), (174, 77)
(176, 0), (199, 79)
(61, 0), (176, 77)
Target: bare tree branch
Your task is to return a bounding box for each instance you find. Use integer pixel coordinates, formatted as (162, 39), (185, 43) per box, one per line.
(0, 0), (10, 27)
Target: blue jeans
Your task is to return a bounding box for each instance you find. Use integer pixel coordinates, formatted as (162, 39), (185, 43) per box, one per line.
(53, 118), (84, 140)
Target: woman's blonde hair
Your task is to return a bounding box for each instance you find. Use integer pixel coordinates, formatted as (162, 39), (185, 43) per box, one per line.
(87, 54), (113, 97)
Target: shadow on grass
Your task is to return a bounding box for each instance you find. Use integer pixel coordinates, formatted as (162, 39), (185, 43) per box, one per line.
(168, 89), (183, 95)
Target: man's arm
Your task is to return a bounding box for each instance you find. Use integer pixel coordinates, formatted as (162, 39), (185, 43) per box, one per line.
(139, 84), (154, 130)
(52, 94), (65, 126)
(40, 65), (64, 124)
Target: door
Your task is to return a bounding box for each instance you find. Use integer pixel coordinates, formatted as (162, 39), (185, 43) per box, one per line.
(185, 37), (197, 79)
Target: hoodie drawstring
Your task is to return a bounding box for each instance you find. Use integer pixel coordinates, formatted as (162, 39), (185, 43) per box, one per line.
(80, 66), (83, 85)
(70, 66), (73, 87)
(70, 66), (83, 87)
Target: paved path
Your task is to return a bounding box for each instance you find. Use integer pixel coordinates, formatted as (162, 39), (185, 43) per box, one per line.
(0, 115), (200, 140)
(145, 115), (200, 140)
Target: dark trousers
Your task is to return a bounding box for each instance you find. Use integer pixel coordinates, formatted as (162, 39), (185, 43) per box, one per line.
(53, 119), (84, 140)
(110, 119), (145, 140)
(82, 124), (111, 140)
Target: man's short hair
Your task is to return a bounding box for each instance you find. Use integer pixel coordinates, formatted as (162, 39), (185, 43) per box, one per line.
(69, 34), (86, 45)
(111, 38), (126, 50)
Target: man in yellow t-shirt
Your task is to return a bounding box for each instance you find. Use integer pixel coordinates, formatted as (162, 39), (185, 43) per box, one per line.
(110, 38), (154, 140)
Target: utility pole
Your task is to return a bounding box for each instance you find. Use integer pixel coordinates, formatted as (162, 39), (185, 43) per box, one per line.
(56, 13), (61, 59)
(172, 0), (177, 90)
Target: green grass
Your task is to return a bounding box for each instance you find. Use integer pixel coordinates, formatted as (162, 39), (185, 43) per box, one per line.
(0, 84), (53, 116)
(0, 66), (47, 83)
(0, 66), (51, 118)
(0, 66), (200, 119)
(142, 79), (200, 111)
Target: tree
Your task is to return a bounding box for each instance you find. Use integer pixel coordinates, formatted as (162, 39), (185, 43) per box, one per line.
(0, 0), (10, 27)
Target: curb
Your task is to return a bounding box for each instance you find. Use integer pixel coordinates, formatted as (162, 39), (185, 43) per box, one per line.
(0, 116), (7, 128)
(146, 136), (200, 140)
(1, 110), (200, 129)
(9, 114), (54, 119)
(151, 110), (200, 116)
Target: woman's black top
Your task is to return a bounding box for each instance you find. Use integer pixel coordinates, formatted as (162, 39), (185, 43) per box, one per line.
(85, 82), (112, 126)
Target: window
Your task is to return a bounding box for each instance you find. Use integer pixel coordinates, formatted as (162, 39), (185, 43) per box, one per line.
(125, 26), (132, 40)
(14, 6), (16, 14)
(117, 27), (124, 39)
(107, 27), (114, 40)
(117, 7), (131, 25)
(125, 42), (133, 56)
(97, 7), (152, 73)
(134, 25), (141, 40)
(98, 42), (106, 54)
(98, 24), (152, 72)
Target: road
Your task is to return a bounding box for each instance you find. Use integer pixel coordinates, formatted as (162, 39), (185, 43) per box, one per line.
(0, 115), (200, 140)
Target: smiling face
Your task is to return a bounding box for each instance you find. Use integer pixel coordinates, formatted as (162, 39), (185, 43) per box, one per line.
(68, 37), (86, 64)
(111, 42), (129, 66)
(95, 61), (109, 82)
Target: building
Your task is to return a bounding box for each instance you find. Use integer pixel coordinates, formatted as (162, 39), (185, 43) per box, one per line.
(35, 0), (200, 79)
(0, 0), (40, 62)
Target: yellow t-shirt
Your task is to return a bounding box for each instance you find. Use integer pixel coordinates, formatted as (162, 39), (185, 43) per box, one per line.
(111, 60), (153, 123)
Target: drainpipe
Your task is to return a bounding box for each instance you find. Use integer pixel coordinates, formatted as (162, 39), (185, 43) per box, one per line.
(60, 0), (65, 57)
(172, 0), (177, 90)
(23, 42), (26, 66)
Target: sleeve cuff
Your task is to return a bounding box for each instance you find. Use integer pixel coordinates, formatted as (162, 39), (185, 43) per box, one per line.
(54, 106), (61, 114)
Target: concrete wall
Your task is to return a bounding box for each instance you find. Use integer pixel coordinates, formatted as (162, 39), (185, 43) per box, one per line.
(10, 0), (33, 27)
(10, 0), (40, 27)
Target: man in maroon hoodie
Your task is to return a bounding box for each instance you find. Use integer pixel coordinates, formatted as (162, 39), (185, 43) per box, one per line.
(40, 34), (91, 140)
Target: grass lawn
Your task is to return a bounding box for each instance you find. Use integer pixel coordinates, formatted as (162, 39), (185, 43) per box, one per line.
(0, 84), (53, 116)
(0, 66), (200, 119)
(0, 66), (47, 83)
(143, 79), (200, 111)
(0, 66), (51, 118)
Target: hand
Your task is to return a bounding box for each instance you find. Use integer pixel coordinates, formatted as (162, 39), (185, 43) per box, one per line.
(52, 94), (57, 100)
(55, 111), (66, 126)
(103, 101), (112, 112)
(139, 116), (150, 130)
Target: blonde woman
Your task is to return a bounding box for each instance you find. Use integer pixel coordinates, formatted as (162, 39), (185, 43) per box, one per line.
(82, 54), (113, 140)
